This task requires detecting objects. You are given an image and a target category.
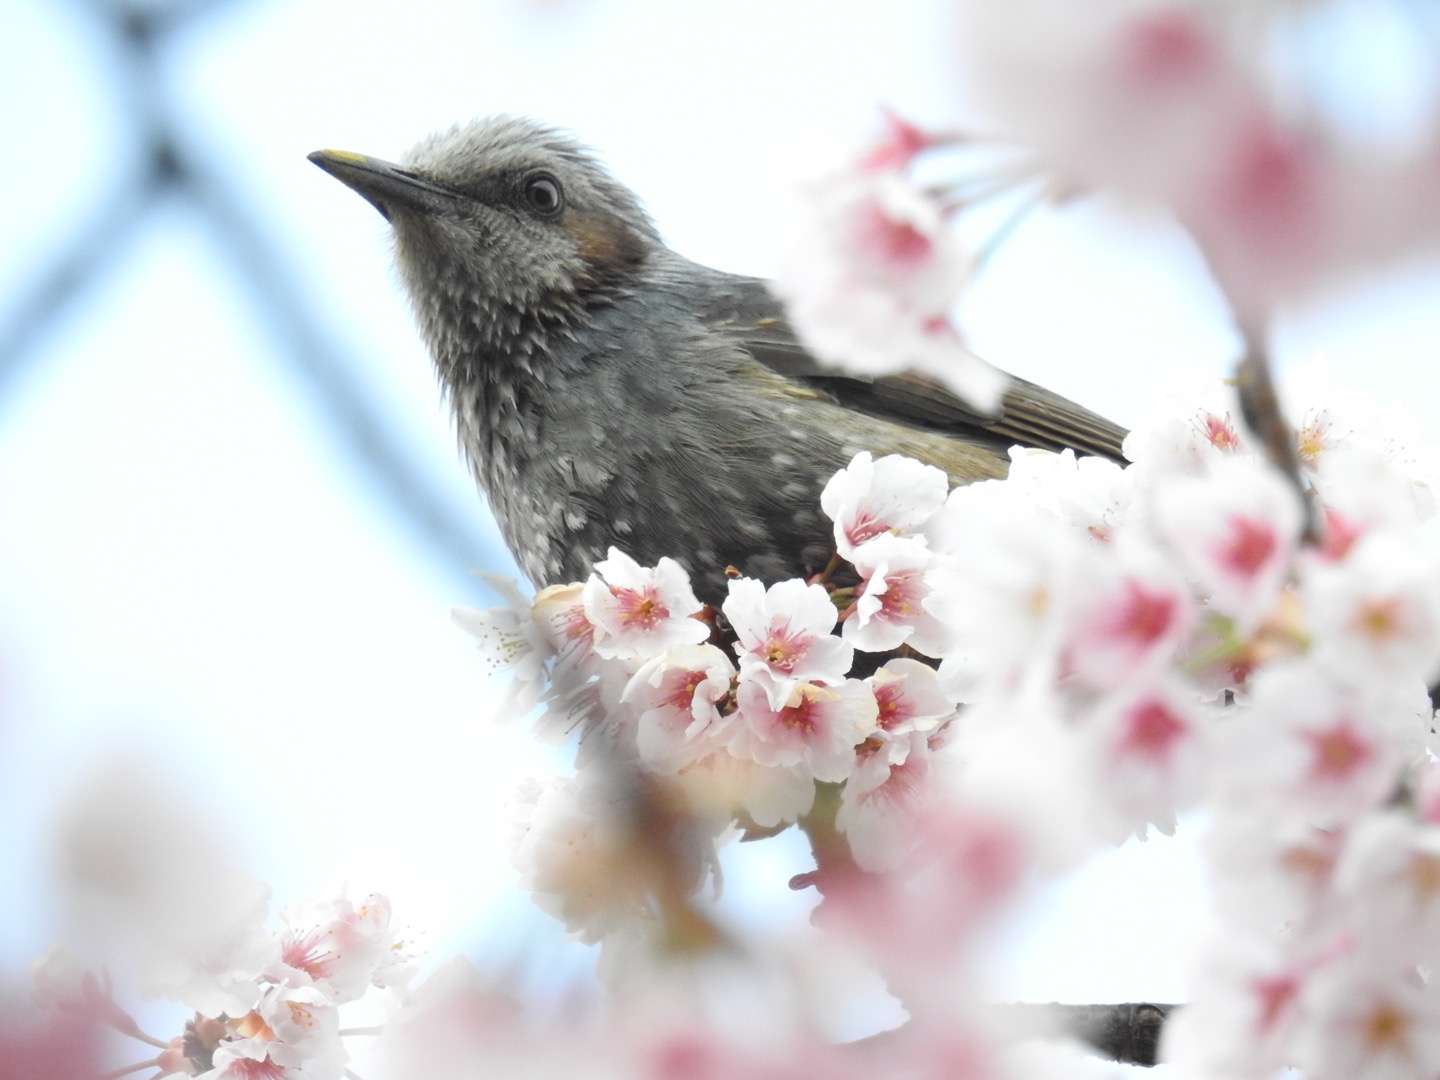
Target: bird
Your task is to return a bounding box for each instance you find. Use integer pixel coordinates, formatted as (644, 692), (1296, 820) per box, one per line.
(308, 116), (1127, 600)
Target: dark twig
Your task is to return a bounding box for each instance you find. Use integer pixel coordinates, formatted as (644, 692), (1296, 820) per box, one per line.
(991, 1001), (1177, 1067)
(1234, 335), (1320, 543)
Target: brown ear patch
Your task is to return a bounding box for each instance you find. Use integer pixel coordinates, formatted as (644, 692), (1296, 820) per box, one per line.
(565, 211), (648, 281)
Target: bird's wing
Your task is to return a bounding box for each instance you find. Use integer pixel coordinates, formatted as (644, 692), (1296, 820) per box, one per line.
(694, 274), (1130, 464)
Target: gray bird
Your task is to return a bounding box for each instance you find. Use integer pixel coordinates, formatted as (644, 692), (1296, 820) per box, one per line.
(308, 116), (1127, 599)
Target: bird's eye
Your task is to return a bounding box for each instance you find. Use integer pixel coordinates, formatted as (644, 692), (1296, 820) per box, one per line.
(524, 174), (563, 216)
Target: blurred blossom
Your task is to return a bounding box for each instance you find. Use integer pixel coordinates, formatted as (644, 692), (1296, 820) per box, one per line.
(955, 0), (1440, 314)
(49, 756), (275, 1017)
(773, 138), (1008, 411)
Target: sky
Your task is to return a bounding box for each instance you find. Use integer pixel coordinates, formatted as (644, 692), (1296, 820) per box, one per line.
(4, 0), (1440, 1033)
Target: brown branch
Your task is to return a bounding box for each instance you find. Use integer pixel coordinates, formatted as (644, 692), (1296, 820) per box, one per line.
(990, 1001), (1177, 1067)
(1234, 334), (1320, 544)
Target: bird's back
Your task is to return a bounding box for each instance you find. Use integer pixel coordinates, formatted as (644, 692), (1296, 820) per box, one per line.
(464, 251), (1123, 597)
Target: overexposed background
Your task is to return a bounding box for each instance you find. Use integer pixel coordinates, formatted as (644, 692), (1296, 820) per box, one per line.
(3, 0), (1439, 1021)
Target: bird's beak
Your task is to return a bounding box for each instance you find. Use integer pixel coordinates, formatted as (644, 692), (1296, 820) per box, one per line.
(307, 149), (459, 222)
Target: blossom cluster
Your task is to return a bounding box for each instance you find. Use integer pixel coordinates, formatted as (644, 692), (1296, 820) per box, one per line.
(455, 355), (1440, 1074)
(776, 3), (1440, 429)
(30, 892), (414, 1080)
(951, 0), (1440, 318)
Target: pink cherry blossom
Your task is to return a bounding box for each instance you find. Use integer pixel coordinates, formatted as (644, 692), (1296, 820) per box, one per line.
(844, 534), (950, 655)
(868, 657), (956, 738)
(582, 548), (708, 660)
(1151, 456), (1302, 627)
(1083, 679), (1207, 835)
(1304, 532), (1440, 689)
(924, 479), (1088, 691)
(1216, 664), (1423, 829)
(723, 577), (854, 709)
(1162, 934), (1308, 1080)
(269, 894), (411, 1005)
(1332, 811), (1440, 969)
(837, 730), (940, 871)
(622, 644), (737, 774)
(1066, 554), (1192, 688)
(727, 679), (878, 783)
(820, 451), (950, 560)
(1003, 447), (1132, 542)
(451, 574), (593, 720)
(1292, 955), (1440, 1080)
(773, 167), (1007, 411)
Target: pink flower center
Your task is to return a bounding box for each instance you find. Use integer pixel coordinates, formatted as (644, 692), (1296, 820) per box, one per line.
(1217, 516), (1278, 578)
(661, 670), (707, 715)
(763, 623), (809, 673)
(1354, 597), (1404, 643)
(1109, 579), (1178, 645)
(874, 682), (908, 732)
(859, 110), (930, 171)
(846, 510), (892, 550)
(777, 693), (819, 735)
(870, 568), (921, 619)
(281, 933), (332, 980)
(1320, 507), (1363, 561)
(1249, 973), (1298, 1034)
(227, 1058), (286, 1079)
(1220, 121), (1316, 244)
(1116, 10), (1216, 89)
(1118, 700), (1188, 763)
(615, 587), (668, 629)
(856, 199), (933, 270)
(561, 607), (593, 643)
(1304, 719), (1372, 782)
(1203, 413), (1240, 451)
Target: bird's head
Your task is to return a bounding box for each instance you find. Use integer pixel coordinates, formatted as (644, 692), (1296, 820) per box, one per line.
(309, 116), (662, 364)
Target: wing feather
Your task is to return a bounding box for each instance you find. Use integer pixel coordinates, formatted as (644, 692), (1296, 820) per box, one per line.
(692, 273), (1128, 464)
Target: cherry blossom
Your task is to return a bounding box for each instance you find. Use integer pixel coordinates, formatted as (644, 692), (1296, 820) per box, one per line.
(773, 163), (1007, 411)
(676, 748), (820, 828)
(623, 644), (737, 774)
(1303, 531), (1440, 689)
(451, 574), (555, 717)
(868, 657), (956, 738)
(727, 679), (878, 783)
(1291, 955), (1440, 1080)
(34, 49), (1440, 1074)
(924, 478), (1088, 691)
(1081, 677), (1208, 837)
(956, 1), (1440, 311)
(269, 893), (412, 1004)
(723, 577), (854, 709)
(582, 548), (708, 660)
(1066, 556), (1192, 689)
(843, 533), (950, 655)
(1218, 663), (1427, 829)
(820, 451), (950, 559)
(836, 729), (942, 872)
(1150, 456), (1303, 628)
(509, 770), (720, 944)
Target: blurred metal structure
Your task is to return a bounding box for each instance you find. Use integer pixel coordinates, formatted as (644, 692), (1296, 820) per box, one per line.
(0, 0), (496, 587)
